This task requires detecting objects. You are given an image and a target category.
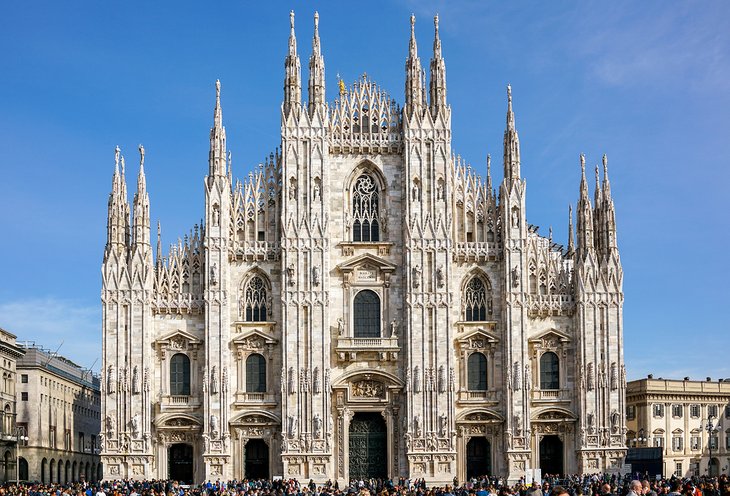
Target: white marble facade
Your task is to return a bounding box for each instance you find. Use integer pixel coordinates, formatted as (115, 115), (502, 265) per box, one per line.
(101, 12), (626, 484)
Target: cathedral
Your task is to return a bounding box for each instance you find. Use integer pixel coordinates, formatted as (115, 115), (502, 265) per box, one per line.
(100, 12), (626, 484)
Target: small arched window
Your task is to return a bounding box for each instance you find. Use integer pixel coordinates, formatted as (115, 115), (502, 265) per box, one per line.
(467, 352), (488, 391)
(352, 173), (380, 242)
(246, 354), (266, 393)
(464, 277), (488, 321)
(243, 276), (268, 322)
(540, 352), (560, 390)
(353, 290), (380, 338)
(170, 353), (191, 396)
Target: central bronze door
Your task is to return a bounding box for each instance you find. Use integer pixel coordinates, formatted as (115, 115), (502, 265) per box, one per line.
(348, 412), (387, 480)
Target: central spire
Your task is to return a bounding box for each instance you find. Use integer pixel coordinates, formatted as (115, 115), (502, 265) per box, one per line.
(428, 14), (447, 117)
(405, 14), (424, 117)
(209, 80), (227, 178)
(308, 11), (326, 117)
(284, 10), (302, 116)
(502, 84), (521, 182)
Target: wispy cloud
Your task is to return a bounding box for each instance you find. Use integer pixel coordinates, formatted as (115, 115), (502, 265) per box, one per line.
(0, 297), (100, 372)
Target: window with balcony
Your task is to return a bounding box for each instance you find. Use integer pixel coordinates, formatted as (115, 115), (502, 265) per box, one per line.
(170, 353), (191, 396)
(539, 352), (559, 390)
(467, 352), (487, 391)
(353, 290), (380, 338)
(245, 354), (266, 393)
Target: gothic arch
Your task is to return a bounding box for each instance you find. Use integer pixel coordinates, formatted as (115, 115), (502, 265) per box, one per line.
(239, 270), (272, 322)
(461, 269), (493, 321)
(345, 161), (387, 242)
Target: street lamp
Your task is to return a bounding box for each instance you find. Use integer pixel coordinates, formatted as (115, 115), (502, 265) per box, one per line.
(15, 426), (29, 484)
(702, 416), (720, 477)
(632, 428), (647, 447)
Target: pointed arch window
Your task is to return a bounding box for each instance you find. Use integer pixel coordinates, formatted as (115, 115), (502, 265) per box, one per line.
(245, 354), (266, 393)
(353, 290), (380, 338)
(352, 173), (380, 242)
(464, 277), (488, 321)
(170, 353), (191, 396)
(243, 275), (268, 322)
(540, 351), (560, 390)
(467, 352), (488, 391)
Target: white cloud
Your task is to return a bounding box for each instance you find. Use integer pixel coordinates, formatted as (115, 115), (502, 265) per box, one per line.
(0, 297), (100, 372)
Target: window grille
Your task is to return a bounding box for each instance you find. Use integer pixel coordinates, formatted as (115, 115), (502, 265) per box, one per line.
(352, 174), (380, 242)
(244, 276), (269, 322)
(464, 278), (488, 321)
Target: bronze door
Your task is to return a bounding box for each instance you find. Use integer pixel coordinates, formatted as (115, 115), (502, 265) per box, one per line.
(348, 412), (387, 480)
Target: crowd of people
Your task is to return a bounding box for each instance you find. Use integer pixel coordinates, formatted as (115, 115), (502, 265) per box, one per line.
(1, 474), (729, 496)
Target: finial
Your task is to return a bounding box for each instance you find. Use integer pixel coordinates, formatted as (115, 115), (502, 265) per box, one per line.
(290, 10), (295, 30)
(507, 84), (512, 103)
(411, 13), (415, 32)
(314, 11), (319, 29)
(216, 79), (221, 99)
(602, 153), (609, 177)
(487, 154), (491, 173)
(580, 153), (585, 173)
(114, 145), (120, 169)
(120, 155), (125, 175)
(549, 226), (553, 243)
(595, 164), (600, 184)
(138, 144), (145, 169)
(228, 150), (232, 169)
(434, 14), (439, 32)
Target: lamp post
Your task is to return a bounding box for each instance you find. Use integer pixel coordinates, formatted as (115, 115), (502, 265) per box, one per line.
(703, 416), (719, 477)
(631, 428), (647, 447)
(15, 426), (28, 484)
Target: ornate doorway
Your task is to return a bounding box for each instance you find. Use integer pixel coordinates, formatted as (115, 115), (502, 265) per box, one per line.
(348, 412), (387, 480)
(539, 435), (563, 476)
(245, 439), (269, 479)
(168, 443), (193, 483)
(466, 437), (491, 478)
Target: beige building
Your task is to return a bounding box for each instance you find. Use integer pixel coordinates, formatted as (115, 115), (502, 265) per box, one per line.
(101, 12), (626, 484)
(16, 343), (101, 483)
(0, 328), (25, 482)
(626, 377), (730, 478)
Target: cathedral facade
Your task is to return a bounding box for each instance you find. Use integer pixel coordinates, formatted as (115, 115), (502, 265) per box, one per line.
(100, 12), (626, 484)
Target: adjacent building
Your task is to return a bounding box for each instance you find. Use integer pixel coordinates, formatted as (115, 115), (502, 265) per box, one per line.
(101, 12), (626, 484)
(16, 343), (101, 483)
(626, 377), (730, 478)
(0, 328), (25, 482)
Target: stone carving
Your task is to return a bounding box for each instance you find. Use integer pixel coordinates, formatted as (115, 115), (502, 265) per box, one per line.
(106, 415), (116, 438)
(351, 380), (385, 398)
(287, 263), (295, 286)
(390, 319), (398, 338)
(324, 369), (331, 394)
(210, 366), (218, 394)
(438, 365), (446, 393)
(131, 413), (140, 438)
(414, 414), (422, 437)
(599, 362), (607, 388)
(132, 366), (140, 394)
(511, 207), (519, 228)
(281, 367), (287, 394)
(439, 413), (448, 437)
(610, 410), (620, 433)
(587, 413), (595, 434)
(107, 365), (116, 394)
(621, 364), (627, 388)
(412, 264), (421, 288)
(587, 362), (594, 390)
(312, 266), (320, 287)
(512, 267), (520, 288)
(313, 414), (323, 439)
(337, 318), (344, 335)
(210, 415), (219, 436)
(300, 367), (309, 392)
(210, 263), (217, 286)
(288, 367), (295, 394)
(513, 362), (521, 390)
(525, 363), (532, 391)
(436, 265), (445, 288)
(222, 366), (228, 392)
(610, 362), (618, 390)
(313, 367), (321, 394)
(413, 366), (421, 393)
(507, 365), (513, 390)
(449, 367), (455, 392)
(513, 413), (522, 437)
(424, 368), (433, 392)
(287, 415), (298, 438)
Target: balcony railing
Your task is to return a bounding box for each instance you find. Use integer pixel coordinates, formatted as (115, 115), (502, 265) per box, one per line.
(336, 336), (399, 361)
(531, 389), (571, 401)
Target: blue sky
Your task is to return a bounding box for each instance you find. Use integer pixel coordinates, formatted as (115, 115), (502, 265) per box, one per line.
(0, 1), (728, 379)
